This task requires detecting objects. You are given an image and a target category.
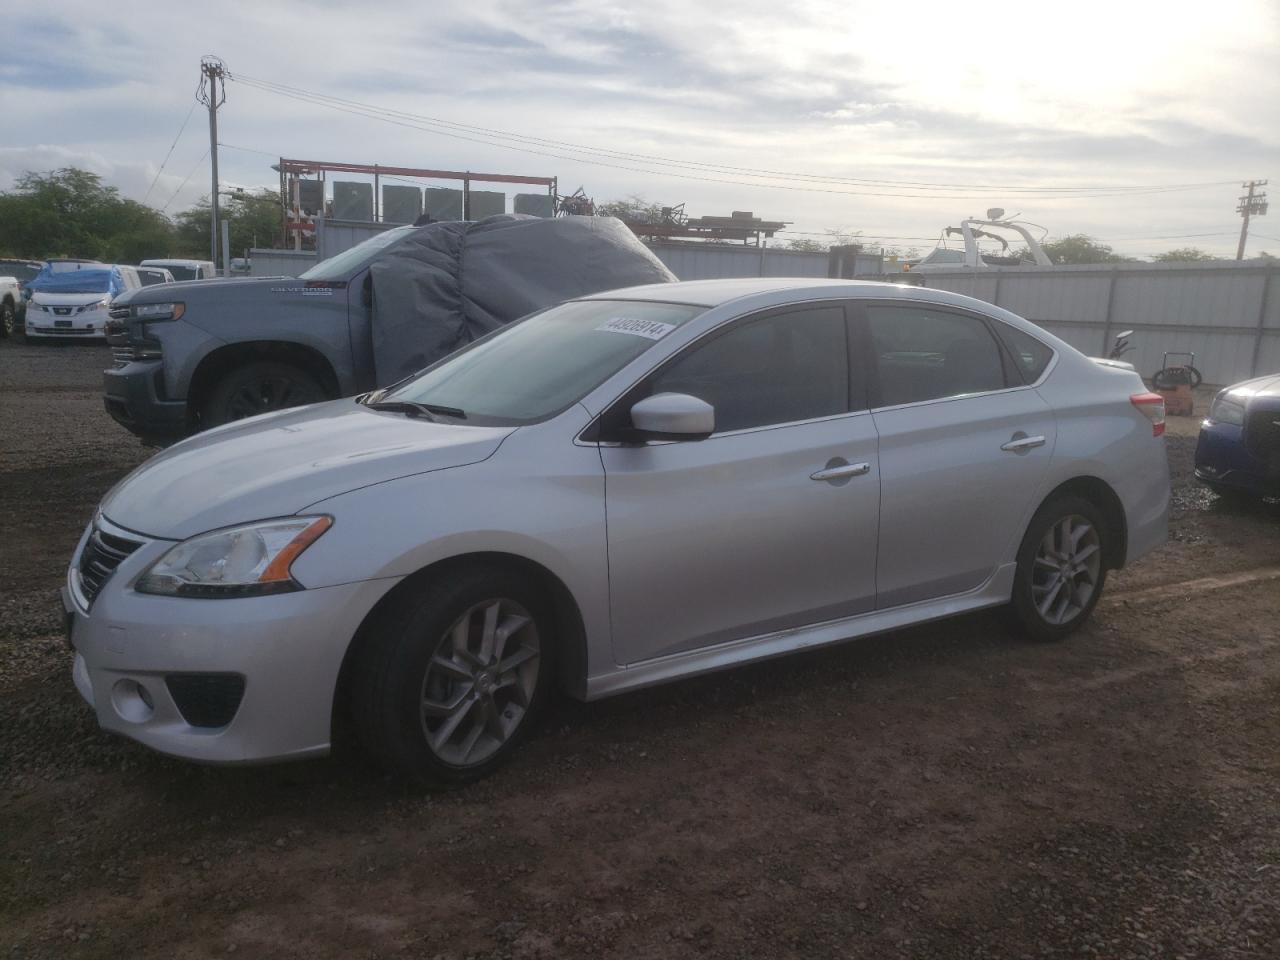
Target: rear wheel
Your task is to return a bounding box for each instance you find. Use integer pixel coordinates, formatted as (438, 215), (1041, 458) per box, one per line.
(201, 361), (327, 428)
(349, 565), (555, 782)
(1008, 496), (1109, 642)
(0, 299), (16, 338)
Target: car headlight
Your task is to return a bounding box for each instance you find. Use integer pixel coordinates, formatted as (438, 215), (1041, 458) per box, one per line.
(84, 297), (110, 311)
(1209, 394), (1246, 426)
(135, 516), (332, 598)
(133, 301), (185, 321)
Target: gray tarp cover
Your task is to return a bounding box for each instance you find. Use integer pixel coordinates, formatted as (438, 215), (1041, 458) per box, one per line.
(368, 215), (676, 385)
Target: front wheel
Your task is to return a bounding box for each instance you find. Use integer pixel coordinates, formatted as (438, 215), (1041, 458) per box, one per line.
(0, 299), (16, 338)
(1008, 496), (1109, 642)
(349, 565), (555, 782)
(201, 361), (328, 428)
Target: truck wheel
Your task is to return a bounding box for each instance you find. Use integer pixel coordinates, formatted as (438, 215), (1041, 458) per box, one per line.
(0, 299), (16, 338)
(201, 361), (328, 427)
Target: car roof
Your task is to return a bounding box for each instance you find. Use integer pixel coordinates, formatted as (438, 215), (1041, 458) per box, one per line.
(579, 277), (997, 311)
(140, 259), (211, 267)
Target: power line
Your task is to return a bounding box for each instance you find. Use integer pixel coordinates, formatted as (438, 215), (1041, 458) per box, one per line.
(229, 73), (1236, 201)
(141, 88), (200, 205)
(160, 148), (211, 212)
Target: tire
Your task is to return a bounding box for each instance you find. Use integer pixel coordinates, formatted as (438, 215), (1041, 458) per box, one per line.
(348, 564), (556, 783)
(201, 361), (327, 428)
(0, 299), (16, 339)
(1008, 495), (1110, 642)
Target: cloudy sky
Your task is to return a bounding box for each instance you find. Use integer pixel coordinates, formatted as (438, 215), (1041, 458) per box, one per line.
(2, 0), (1277, 258)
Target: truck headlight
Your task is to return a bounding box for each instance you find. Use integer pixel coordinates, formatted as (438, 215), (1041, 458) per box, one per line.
(1209, 394), (1246, 426)
(135, 516), (332, 598)
(133, 302), (185, 321)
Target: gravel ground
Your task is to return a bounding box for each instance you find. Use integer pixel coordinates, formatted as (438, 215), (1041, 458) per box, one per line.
(2, 339), (1279, 959)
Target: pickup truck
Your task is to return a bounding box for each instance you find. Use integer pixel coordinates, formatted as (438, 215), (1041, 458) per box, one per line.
(103, 216), (674, 441)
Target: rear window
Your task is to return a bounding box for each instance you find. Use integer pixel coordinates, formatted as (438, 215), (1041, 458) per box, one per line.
(995, 323), (1054, 383)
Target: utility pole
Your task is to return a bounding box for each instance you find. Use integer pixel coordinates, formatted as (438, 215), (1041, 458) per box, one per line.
(198, 56), (228, 269)
(1236, 179), (1268, 260)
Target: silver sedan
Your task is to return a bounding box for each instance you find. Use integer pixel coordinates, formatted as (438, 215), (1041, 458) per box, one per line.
(65, 279), (1170, 780)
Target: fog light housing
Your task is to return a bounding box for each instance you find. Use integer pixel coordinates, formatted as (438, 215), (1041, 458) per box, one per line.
(110, 678), (155, 724)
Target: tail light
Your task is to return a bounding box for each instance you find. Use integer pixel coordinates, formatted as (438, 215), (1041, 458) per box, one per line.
(1131, 392), (1166, 436)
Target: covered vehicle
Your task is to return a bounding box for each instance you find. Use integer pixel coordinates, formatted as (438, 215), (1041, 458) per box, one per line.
(26, 264), (142, 340)
(1195, 374), (1280, 500)
(104, 215), (676, 441)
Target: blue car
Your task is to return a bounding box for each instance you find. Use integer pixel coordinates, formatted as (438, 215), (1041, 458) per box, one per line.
(1195, 374), (1280, 499)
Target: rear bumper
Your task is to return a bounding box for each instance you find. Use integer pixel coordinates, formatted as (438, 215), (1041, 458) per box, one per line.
(103, 360), (189, 440)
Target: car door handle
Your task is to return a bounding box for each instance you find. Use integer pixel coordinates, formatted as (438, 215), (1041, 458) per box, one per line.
(1001, 434), (1047, 453)
(810, 461), (871, 482)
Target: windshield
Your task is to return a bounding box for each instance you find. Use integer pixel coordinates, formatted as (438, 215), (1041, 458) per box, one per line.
(384, 299), (705, 424)
(164, 265), (199, 281)
(299, 225), (417, 281)
(32, 269), (113, 294)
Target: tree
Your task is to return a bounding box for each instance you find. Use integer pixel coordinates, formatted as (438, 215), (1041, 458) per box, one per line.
(1036, 234), (1129, 265)
(172, 189), (285, 258)
(0, 168), (172, 261)
(1150, 247), (1218, 262)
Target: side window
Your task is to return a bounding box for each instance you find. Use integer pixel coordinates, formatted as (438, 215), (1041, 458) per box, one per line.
(994, 322), (1054, 383)
(648, 306), (851, 433)
(867, 306), (1007, 406)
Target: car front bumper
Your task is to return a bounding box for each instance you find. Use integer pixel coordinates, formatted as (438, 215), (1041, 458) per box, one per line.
(1195, 418), (1280, 496)
(65, 523), (401, 764)
(102, 359), (189, 440)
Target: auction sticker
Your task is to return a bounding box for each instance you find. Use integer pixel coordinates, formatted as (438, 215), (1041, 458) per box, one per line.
(596, 317), (676, 340)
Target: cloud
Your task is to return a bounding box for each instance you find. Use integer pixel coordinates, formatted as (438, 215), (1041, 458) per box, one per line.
(1, 0), (1275, 258)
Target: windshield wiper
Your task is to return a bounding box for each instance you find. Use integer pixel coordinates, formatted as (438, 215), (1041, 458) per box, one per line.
(364, 400), (466, 421)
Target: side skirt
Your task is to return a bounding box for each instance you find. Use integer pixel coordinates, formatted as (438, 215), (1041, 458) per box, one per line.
(584, 563), (1017, 700)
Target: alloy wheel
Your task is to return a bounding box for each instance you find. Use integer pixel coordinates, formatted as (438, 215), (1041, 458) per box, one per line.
(226, 376), (312, 419)
(419, 598), (541, 767)
(0, 302), (14, 337)
(1031, 515), (1101, 626)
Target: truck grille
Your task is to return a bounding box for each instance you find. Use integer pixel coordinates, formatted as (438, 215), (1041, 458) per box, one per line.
(78, 524), (143, 605)
(108, 305), (131, 321)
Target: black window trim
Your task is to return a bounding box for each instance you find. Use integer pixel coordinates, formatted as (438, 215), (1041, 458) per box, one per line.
(851, 299), (1058, 413)
(583, 299), (870, 445)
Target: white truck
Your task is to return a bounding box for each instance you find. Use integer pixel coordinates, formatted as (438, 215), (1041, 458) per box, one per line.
(0, 276), (20, 338)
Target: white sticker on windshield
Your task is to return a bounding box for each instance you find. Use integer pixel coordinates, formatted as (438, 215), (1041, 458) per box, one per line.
(596, 316), (676, 340)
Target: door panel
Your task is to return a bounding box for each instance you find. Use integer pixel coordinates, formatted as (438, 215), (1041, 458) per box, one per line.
(601, 415), (881, 665)
(872, 391), (1055, 607)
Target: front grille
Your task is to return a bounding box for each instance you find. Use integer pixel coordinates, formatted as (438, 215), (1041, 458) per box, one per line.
(111, 346), (134, 366)
(108, 305), (130, 321)
(78, 524), (143, 605)
(1244, 406), (1280, 458)
(165, 674), (246, 728)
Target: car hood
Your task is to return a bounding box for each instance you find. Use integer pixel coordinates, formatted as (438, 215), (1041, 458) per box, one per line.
(1223, 373), (1280, 402)
(101, 399), (514, 540)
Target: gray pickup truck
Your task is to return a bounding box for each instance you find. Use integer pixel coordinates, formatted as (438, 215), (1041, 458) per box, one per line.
(104, 216), (674, 441)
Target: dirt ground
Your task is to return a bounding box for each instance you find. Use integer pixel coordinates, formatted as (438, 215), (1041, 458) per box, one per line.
(2, 339), (1279, 960)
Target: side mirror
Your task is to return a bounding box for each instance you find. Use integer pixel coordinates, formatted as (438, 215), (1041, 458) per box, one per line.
(629, 393), (715, 441)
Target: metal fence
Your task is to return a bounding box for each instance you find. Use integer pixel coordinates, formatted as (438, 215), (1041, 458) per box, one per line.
(901, 262), (1280, 386)
(649, 242), (881, 280)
